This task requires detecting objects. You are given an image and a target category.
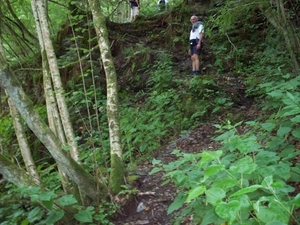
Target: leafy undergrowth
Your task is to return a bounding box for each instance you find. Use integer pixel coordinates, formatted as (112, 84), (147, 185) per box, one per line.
(112, 99), (300, 224)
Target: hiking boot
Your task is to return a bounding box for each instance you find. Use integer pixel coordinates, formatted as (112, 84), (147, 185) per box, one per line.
(191, 70), (200, 76)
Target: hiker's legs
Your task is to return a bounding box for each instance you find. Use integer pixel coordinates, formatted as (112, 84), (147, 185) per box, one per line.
(191, 54), (200, 71)
(131, 7), (139, 21)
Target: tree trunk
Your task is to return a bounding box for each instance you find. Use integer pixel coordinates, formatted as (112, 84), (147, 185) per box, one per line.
(0, 65), (106, 203)
(34, 0), (80, 162)
(88, 0), (124, 194)
(0, 154), (38, 187)
(8, 99), (41, 184)
(30, 0), (81, 200)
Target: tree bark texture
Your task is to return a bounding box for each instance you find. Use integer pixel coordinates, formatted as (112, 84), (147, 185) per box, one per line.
(31, 0), (80, 198)
(8, 98), (41, 184)
(88, 0), (124, 194)
(34, 0), (80, 162)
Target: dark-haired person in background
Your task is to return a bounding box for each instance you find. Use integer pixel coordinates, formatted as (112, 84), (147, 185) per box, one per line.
(129, 0), (140, 22)
(188, 15), (204, 75)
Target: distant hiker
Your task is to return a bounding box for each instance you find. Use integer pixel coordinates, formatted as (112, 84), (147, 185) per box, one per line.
(129, 0), (140, 22)
(188, 15), (204, 75)
(157, 0), (168, 11)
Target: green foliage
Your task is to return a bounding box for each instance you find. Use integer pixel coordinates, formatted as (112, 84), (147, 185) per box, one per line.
(0, 116), (16, 155)
(0, 185), (117, 225)
(151, 71), (300, 224)
(151, 121), (300, 224)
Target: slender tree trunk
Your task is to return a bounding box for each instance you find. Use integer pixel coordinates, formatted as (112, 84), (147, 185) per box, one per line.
(33, 0), (80, 162)
(30, 0), (79, 198)
(8, 99), (41, 184)
(88, 0), (124, 194)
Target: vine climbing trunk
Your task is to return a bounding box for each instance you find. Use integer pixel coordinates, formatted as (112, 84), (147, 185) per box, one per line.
(88, 0), (124, 194)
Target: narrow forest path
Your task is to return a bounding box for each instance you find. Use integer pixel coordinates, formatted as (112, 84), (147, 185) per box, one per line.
(112, 74), (258, 225)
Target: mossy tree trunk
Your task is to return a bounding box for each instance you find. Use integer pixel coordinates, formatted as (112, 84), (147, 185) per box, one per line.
(88, 0), (124, 194)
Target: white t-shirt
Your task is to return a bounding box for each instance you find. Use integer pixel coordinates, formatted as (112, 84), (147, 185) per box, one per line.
(189, 22), (204, 40)
(157, 0), (168, 4)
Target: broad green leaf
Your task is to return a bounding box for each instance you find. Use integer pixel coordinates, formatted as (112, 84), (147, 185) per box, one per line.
(185, 185), (206, 202)
(262, 176), (273, 187)
(265, 222), (287, 225)
(291, 115), (300, 123)
(291, 127), (300, 138)
(42, 200), (54, 210)
(215, 200), (240, 221)
(211, 173), (238, 189)
(204, 165), (225, 177)
(292, 193), (300, 206)
(272, 162), (290, 180)
(149, 167), (162, 175)
(230, 156), (257, 174)
(151, 158), (161, 165)
(231, 194), (251, 208)
(261, 122), (276, 132)
(45, 210), (64, 225)
(277, 126), (291, 137)
(20, 219), (29, 225)
(256, 200), (290, 224)
(39, 191), (57, 201)
(205, 188), (226, 205)
(236, 135), (261, 154)
(27, 207), (43, 223)
(201, 208), (225, 225)
(199, 150), (223, 166)
(74, 209), (93, 223)
(167, 192), (186, 214)
(57, 195), (78, 206)
(255, 151), (279, 165)
(229, 185), (262, 197)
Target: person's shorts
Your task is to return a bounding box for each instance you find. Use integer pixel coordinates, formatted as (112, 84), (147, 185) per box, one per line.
(131, 7), (139, 17)
(190, 42), (203, 55)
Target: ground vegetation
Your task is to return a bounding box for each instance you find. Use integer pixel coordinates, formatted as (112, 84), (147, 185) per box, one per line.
(0, 0), (300, 224)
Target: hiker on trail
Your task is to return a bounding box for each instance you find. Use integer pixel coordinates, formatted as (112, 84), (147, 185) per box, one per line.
(188, 15), (204, 75)
(129, 0), (140, 22)
(157, 0), (168, 11)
